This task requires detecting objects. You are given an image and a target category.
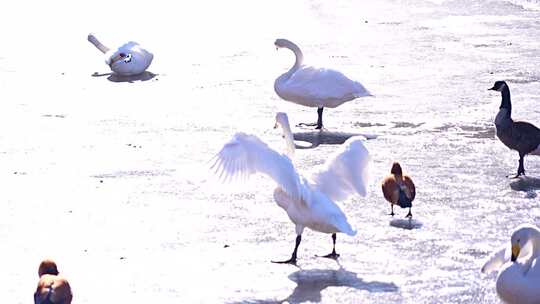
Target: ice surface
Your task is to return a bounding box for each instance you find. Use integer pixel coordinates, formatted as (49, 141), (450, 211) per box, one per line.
(2, 0), (540, 303)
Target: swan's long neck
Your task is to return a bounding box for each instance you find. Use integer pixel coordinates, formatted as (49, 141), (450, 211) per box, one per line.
(88, 34), (110, 54)
(278, 118), (296, 159)
(282, 41), (303, 79)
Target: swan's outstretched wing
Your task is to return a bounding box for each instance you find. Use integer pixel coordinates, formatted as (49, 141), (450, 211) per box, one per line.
(311, 136), (370, 201)
(283, 66), (371, 103)
(212, 132), (301, 199)
(481, 245), (509, 274)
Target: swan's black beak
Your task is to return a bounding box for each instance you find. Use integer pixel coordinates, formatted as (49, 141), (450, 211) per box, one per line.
(273, 122), (278, 129)
(488, 86), (496, 91)
(511, 244), (520, 262)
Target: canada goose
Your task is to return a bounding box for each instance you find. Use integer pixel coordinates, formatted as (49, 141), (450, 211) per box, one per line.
(212, 113), (370, 264)
(381, 162), (416, 217)
(34, 259), (72, 304)
(489, 81), (540, 177)
(274, 39), (371, 129)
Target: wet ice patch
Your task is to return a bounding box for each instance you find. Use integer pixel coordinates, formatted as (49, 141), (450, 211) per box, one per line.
(389, 218), (423, 230)
(509, 176), (540, 192)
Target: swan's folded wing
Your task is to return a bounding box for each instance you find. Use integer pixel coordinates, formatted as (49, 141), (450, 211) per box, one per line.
(285, 66), (371, 101)
(481, 245), (509, 274)
(311, 136), (370, 201)
(211, 132), (302, 199)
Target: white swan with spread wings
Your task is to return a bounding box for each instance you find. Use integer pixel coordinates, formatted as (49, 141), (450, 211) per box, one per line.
(212, 112), (370, 264)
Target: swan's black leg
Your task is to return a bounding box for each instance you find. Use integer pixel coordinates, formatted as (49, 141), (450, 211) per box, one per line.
(317, 233), (340, 259)
(316, 107), (324, 129)
(297, 107), (324, 129)
(272, 235), (301, 265)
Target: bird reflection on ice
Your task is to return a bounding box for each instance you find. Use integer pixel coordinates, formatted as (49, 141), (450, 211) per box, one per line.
(230, 267), (398, 304)
(293, 131), (377, 149)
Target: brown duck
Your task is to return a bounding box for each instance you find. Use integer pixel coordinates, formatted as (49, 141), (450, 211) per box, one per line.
(381, 162), (416, 217)
(34, 259), (72, 304)
(489, 81), (540, 177)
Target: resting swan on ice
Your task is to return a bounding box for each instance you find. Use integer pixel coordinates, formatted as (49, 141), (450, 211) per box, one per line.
(88, 34), (153, 76)
(274, 39), (372, 130)
(212, 112), (370, 264)
(481, 224), (540, 304)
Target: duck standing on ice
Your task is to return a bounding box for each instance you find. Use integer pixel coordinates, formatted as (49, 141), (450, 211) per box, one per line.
(88, 34), (153, 76)
(381, 162), (416, 217)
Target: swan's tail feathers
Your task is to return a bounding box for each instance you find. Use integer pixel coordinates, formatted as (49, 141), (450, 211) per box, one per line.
(353, 81), (373, 98)
(88, 34), (110, 53)
(481, 246), (508, 274)
(337, 221), (357, 236)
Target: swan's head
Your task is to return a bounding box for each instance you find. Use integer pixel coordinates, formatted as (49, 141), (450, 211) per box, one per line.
(38, 259), (59, 277)
(390, 162), (402, 176)
(510, 224), (539, 262)
(488, 80), (507, 92)
(274, 39), (295, 50)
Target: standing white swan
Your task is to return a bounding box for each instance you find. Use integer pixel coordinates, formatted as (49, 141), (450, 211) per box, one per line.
(212, 112), (370, 264)
(481, 224), (540, 304)
(274, 39), (372, 129)
(87, 34), (153, 76)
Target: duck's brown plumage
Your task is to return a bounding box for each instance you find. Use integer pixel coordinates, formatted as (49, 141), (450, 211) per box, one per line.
(381, 162), (415, 217)
(34, 260), (72, 304)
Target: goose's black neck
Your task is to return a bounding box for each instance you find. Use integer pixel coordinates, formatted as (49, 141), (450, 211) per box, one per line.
(500, 86), (512, 116)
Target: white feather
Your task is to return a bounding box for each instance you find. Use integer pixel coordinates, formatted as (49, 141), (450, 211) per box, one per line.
(311, 136), (370, 201)
(211, 132), (302, 200)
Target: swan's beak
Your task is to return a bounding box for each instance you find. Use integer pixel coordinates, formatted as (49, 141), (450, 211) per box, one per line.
(488, 86), (496, 91)
(511, 244), (520, 262)
(273, 122), (278, 129)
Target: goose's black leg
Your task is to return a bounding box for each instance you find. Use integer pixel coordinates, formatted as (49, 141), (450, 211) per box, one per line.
(272, 235), (301, 265)
(518, 154), (526, 176)
(297, 107), (324, 129)
(510, 154), (526, 178)
(317, 233), (340, 259)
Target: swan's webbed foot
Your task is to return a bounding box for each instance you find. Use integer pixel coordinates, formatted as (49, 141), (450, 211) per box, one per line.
(317, 251), (340, 260)
(388, 212), (395, 216)
(271, 257), (297, 265)
(507, 172), (525, 179)
(297, 122), (318, 128)
(405, 211), (412, 218)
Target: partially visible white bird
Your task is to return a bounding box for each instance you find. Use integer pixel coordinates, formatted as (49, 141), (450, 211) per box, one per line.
(274, 39), (372, 129)
(481, 224), (540, 304)
(212, 112), (370, 264)
(87, 34), (153, 76)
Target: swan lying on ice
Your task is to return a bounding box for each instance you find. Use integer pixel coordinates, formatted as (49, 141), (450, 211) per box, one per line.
(88, 34), (153, 76)
(212, 112), (370, 264)
(481, 224), (540, 304)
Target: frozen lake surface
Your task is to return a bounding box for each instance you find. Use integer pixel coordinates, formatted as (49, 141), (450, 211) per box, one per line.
(2, 0), (540, 303)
